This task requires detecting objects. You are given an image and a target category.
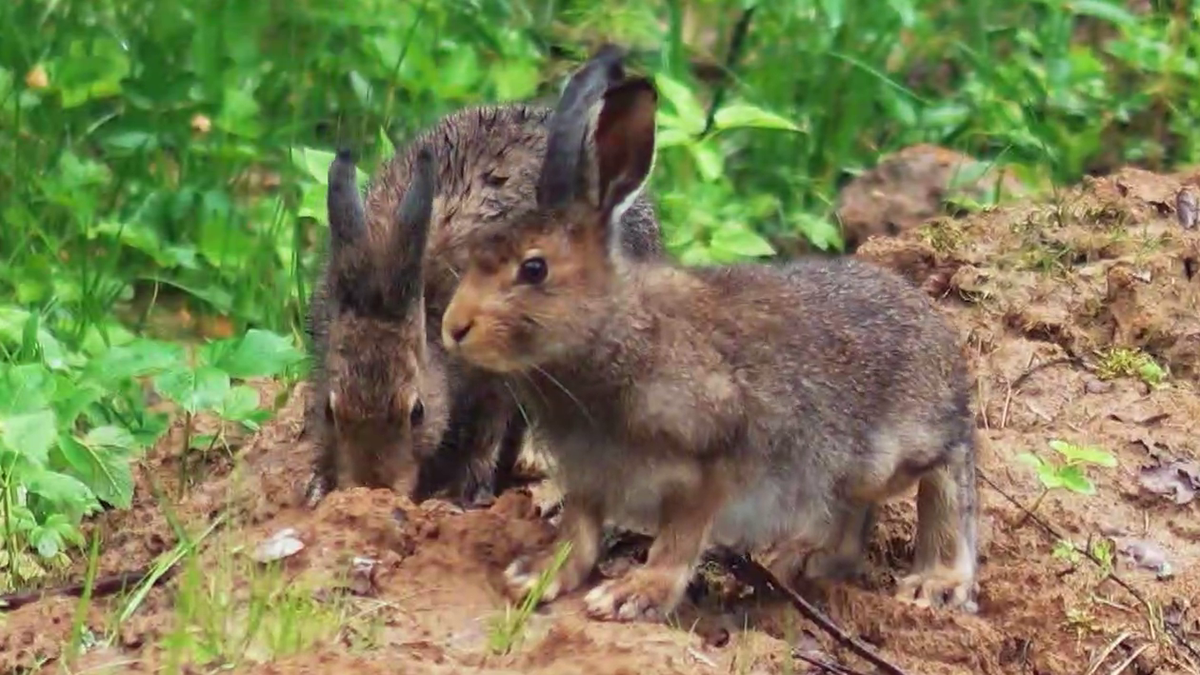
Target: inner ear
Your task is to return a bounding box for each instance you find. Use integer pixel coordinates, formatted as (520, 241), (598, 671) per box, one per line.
(594, 78), (658, 218)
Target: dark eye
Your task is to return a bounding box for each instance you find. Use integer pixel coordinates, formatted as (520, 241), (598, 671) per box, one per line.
(410, 399), (425, 426)
(517, 256), (548, 285)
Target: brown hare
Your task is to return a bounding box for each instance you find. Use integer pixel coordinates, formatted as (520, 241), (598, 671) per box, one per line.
(303, 46), (663, 511)
(439, 68), (980, 622)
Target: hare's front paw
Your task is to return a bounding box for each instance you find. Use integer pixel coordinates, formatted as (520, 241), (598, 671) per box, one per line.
(502, 550), (588, 606)
(583, 566), (690, 623)
(894, 565), (978, 613)
(528, 479), (565, 520)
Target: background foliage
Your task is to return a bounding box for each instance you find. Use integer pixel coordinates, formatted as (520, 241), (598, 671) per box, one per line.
(2, 0), (1199, 588)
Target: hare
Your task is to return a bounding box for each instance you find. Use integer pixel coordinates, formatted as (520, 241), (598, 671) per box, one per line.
(439, 70), (980, 622)
(302, 46), (664, 511)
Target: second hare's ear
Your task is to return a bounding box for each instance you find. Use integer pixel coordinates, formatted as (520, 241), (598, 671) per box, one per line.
(593, 77), (658, 229)
(387, 145), (437, 313)
(328, 148), (366, 251)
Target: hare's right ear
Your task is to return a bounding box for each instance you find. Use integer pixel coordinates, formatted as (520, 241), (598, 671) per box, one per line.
(593, 77), (658, 229)
(537, 44), (628, 209)
(327, 148), (365, 252)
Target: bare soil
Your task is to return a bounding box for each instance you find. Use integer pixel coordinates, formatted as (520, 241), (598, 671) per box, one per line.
(5, 165), (1200, 675)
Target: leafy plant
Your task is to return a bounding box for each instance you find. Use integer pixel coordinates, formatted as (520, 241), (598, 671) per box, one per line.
(1015, 440), (1117, 522)
(1095, 347), (1168, 386)
(0, 318), (303, 589)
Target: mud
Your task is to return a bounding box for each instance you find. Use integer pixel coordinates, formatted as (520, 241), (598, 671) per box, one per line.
(4, 165), (1200, 674)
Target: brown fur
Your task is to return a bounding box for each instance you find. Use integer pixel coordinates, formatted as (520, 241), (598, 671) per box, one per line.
(303, 48), (664, 508)
(442, 73), (980, 622)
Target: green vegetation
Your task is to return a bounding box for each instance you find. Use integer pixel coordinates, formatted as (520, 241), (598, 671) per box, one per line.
(2, 0), (1199, 613)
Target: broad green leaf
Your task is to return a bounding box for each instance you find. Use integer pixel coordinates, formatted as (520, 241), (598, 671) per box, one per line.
(1067, 0), (1137, 27)
(492, 61), (539, 101)
(32, 527), (64, 559)
(57, 436), (135, 509)
(794, 213), (845, 252)
(688, 141), (724, 183)
(0, 307), (70, 371)
(25, 466), (100, 518)
(0, 362), (55, 413)
(714, 104), (802, 133)
(1033, 461), (1066, 490)
(85, 339), (185, 385)
(219, 385), (262, 423)
(709, 223), (776, 261)
(653, 75), (706, 135)
(153, 366), (230, 414)
(1053, 441), (1117, 468)
(207, 329), (305, 379)
(293, 147), (369, 187)
(84, 425), (138, 454)
(1056, 465), (1096, 495)
(0, 409), (58, 466)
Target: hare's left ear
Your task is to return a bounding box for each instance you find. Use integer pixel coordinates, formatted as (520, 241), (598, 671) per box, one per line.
(592, 77), (658, 232)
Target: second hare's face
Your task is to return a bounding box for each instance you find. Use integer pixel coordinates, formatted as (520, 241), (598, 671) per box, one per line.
(441, 205), (614, 373)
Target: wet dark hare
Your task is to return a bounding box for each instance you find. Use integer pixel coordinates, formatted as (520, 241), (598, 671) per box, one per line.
(303, 46), (664, 509)
(440, 71), (980, 621)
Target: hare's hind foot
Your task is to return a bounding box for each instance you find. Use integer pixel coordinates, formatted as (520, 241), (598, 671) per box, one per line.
(895, 563), (977, 613)
(584, 565), (690, 623)
(897, 440), (979, 613)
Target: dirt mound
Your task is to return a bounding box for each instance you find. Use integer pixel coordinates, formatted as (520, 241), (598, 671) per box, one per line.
(835, 144), (1030, 251)
(5, 166), (1200, 675)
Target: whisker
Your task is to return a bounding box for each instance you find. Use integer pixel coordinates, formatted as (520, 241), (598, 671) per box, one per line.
(531, 364), (596, 427)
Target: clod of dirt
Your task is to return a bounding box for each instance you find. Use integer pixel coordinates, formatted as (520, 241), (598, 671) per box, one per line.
(1138, 460), (1200, 505)
(835, 144), (1027, 251)
(252, 527), (306, 563)
(1114, 537), (1174, 579)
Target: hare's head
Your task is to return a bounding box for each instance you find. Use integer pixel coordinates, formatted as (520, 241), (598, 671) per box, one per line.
(442, 46), (658, 373)
(322, 147), (449, 486)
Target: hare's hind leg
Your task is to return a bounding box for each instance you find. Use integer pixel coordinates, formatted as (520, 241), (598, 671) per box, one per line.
(894, 436), (979, 613)
(801, 502), (876, 583)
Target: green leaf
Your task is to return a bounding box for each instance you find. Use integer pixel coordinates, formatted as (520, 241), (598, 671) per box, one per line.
(1067, 0), (1137, 27)
(714, 103), (802, 132)
(492, 61), (540, 101)
(153, 366), (231, 414)
(0, 409), (58, 466)
(25, 466), (100, 518)
(688, 141), (725, 182)
(1056, 465), (1096, 495)
(57, 435), (135, 509)
(1049, 440), (1117, 467)
(219, 385), (262, 423)
(708, 223), (777, 261)
(32, 527), (64, 559)
(293, 147), (369, 187)
(206, 329), (305, 380)
(85, 339), (185, 385)
(653, 75), (706, 135)
(1035, 463), (1066, 490)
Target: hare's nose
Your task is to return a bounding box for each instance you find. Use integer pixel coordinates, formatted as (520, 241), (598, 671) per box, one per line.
(449, 320), (474, 344)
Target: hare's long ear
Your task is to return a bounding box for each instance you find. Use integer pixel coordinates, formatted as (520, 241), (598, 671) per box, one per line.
(389, 146), (437, 313)
(593, 77), (658, 233)
(327, 148), (366, 252)
(537, 44), (628, 209)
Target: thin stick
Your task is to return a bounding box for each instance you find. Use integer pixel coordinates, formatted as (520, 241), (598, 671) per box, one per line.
(0, 566), (177, 612)
(793, 651), (870, 675)
(719, 551), (909, 675)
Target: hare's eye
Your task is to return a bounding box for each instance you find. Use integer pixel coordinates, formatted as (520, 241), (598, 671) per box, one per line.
(517, 256), (548, 285)
(410, 399), (425, 426)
